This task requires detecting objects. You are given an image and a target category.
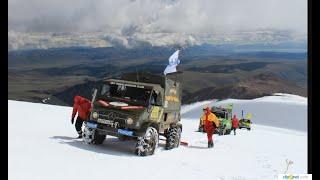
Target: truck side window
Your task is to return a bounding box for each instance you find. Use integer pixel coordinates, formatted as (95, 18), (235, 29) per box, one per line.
(151, 90), (162, 106)
(150, 90), (156, 105)
(101, 84), (110, 96)
(156, 92), (162, 106)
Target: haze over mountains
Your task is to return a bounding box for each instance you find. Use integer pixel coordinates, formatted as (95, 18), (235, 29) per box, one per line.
(8, 44), (307, 106)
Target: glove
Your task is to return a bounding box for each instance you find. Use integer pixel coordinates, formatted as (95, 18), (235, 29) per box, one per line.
(71, 117), (74, 124)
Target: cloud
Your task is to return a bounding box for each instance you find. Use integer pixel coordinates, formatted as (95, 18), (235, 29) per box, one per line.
(8, 0), (307, 50)
(8, 31), (111, 50)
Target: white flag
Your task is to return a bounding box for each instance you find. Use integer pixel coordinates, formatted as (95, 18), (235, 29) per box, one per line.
(164, 50), (180, 75)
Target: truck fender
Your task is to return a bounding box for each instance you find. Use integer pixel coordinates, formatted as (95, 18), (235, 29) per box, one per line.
(140, 122), (160, 133)
(170, 123), (182, 131)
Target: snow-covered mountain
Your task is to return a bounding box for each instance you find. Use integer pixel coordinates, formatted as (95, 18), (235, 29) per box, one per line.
(8, 93), (307, 180)
(8, 30), (306, 51)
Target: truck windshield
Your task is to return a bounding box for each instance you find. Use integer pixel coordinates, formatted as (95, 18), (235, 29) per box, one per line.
(214, 112), (226, 119)
(98, 82), (152, 106)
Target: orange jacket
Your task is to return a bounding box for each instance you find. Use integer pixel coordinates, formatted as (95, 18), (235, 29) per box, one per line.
(72, 96), (92, 120)
(201, 107), (219, 132)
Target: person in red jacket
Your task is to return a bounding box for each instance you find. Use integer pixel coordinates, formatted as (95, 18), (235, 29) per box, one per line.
(202, 107), (219, 148)
(231, 114), (239, 135)
(71, 96), (92, 138)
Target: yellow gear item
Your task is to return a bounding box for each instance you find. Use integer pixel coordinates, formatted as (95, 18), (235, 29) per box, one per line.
(246, 113), (252, 120)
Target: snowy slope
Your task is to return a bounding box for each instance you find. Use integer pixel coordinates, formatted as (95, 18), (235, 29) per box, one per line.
(8, 95), (307, 180)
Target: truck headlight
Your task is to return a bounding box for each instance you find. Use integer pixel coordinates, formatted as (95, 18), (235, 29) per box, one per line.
(126, 117), (133, 125)
(92, 112), (99, 119)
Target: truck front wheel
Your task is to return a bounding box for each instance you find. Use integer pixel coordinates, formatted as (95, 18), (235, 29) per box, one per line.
(135, 127), (159, 156)
(94, 133), (106, 144)
(83, 123), (106, 145)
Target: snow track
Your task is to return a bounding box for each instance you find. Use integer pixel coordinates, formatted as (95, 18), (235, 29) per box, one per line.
(9, 94), (307, 180)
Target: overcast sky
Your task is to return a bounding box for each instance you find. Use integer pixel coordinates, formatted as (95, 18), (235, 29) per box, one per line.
(9, 0), (307, 34)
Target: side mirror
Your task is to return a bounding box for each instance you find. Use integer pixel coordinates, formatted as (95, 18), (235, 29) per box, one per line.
(91, 88), (94, 95)
(91, 88), (98, 101)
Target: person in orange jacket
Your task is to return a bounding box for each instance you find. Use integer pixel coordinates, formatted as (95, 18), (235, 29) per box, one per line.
(71, 95), (92, 138)
(231, 114), (239, 135)
(201, 106), (219, 148)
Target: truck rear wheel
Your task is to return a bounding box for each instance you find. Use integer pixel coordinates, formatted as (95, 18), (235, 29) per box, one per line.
(165, 126), (181, 150)
(135, 127), (159, 156)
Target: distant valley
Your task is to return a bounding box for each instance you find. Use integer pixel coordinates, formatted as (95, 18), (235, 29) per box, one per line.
(8, 44), (307, 106)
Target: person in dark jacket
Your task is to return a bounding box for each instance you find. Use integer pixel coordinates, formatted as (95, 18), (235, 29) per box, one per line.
(231, 114), (239, 135)
(71, 96), (92, 138)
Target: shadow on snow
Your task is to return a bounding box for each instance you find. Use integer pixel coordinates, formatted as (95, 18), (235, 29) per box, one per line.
(51, 135), (169, 157)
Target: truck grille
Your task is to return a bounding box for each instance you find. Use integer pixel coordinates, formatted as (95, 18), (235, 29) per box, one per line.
(98, 110), (126, 120)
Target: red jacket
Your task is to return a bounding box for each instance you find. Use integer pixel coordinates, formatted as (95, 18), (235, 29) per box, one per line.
(232, 116), (239, 128)
(72, 96), (92, 120)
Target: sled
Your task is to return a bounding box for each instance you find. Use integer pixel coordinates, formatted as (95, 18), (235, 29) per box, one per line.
(180, 141), (189, 146)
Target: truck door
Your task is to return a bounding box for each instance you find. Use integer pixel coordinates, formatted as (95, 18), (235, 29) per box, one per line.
(149, 90), (163, 122)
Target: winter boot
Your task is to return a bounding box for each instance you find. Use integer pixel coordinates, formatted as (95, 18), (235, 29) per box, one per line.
(208, 141), (214, 148)
(77, 134), (82, 138)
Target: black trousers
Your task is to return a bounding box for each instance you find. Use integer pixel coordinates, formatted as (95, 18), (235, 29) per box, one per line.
(231, 127), (237, 135)
(75, 117), (85, 135)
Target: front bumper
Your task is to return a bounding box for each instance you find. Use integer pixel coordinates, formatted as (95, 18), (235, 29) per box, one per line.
(239, 123), (251, 128)
(86, 121), (144, 137)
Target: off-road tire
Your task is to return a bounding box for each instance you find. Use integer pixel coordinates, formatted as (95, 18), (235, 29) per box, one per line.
(94, 133), (106, 144)
(165, 126), (182, 150)
(247, 127), (251, 131)
(83, 123), (106, 145)
(219, 125), (226, 135)
(135, 127), (159, 156)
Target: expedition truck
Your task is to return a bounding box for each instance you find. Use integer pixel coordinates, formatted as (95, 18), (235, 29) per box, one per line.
(82, 72), (182, 156)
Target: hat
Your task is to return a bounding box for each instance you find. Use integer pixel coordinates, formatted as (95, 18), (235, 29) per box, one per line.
(203, 106), (210, 111)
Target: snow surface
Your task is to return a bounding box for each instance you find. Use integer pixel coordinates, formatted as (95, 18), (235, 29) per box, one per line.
(8, 94), (307, 180)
